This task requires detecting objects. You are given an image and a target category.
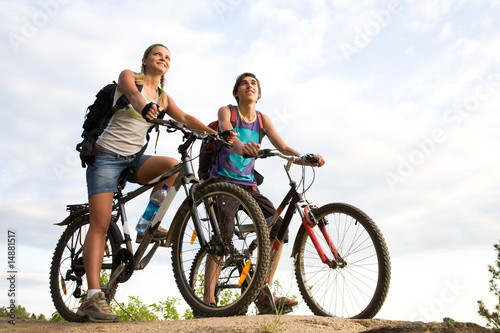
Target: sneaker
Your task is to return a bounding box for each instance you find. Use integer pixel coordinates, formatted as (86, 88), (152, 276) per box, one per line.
(76, 292), (120, 322)
(136, 226), (169, 244)
(255, 295), (298, 314)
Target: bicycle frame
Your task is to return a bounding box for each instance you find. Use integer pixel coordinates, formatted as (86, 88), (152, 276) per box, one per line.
(59, 121), (225, 291)
(261, 152), (345, 270)
(52, 120), (280, 321)
(109, 129), (219, 281)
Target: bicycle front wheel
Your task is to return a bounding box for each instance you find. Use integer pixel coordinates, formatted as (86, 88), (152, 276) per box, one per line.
(49, 214), (120, 322)
(171, 181), (270, 317)
(294, 203), (391, 319)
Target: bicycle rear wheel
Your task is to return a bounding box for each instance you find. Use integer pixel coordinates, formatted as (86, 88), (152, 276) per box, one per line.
(293, 203), (390, 319)
(171, 181), (270, 317)
(49, 214), (120, 322)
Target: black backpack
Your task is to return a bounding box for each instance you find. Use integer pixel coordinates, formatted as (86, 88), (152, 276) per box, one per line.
(76, 82), (161, 168)
(198, 105), (265, 183)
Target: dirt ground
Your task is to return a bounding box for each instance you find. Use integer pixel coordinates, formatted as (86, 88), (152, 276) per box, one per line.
(1, 315), (492, 333)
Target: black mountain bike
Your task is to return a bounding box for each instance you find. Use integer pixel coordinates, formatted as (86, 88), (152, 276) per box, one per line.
(195, 149), (391, 319)
(49, 119), (271, 321)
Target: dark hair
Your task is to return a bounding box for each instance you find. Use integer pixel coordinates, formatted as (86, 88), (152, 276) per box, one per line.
(233, 72), (261, 103)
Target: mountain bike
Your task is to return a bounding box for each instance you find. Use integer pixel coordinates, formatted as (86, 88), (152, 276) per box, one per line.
(194, 149), (391, 319)
(49, 119), (271, 321)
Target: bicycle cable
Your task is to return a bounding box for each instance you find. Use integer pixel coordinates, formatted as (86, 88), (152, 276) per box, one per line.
(276, 148), (316, 196)
(299, 156), (316, 198)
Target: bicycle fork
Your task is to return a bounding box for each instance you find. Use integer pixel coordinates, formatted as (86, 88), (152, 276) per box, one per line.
(299, 205), (346, 269)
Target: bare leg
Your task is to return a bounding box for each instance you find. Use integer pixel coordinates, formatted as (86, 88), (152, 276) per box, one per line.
(136, 156), (178, 192)
(83, 192), (114, 290)
(258, 239), (283, 302)
(84, 156), (179, 290)
(204, 255), (222, 304)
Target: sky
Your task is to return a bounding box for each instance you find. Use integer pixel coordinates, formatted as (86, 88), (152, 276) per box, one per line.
(1, 0), (499, 326)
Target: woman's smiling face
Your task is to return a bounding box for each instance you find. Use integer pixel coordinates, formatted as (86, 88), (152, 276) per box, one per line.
(143, 45), (171, 75)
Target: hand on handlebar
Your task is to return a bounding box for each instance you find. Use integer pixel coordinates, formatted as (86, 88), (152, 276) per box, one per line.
(219, 129), (237, 145)
(142, 102), (163, 121)
(304, 154), (325, 167)
(255, 149), (325, 167)
(242, 142), (261, 159)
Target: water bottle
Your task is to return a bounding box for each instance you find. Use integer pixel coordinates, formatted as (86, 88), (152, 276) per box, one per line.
(135, 183), (169, 234)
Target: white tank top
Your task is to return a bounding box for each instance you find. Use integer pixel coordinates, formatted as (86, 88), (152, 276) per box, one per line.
(96, 88), (158, 156)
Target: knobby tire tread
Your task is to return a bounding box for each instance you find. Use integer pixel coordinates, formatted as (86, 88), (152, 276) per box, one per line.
(171, 181), (270, 317)
(294, 202), (391, 319)
(49, 214), (119, 322)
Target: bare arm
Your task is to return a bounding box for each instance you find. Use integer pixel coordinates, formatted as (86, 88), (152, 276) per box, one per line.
(117, 70), (154, 114)
(263, 113), (325, 167)
(217, 106), (250, 156)
(262, 113), (300, 156)
(117, 69), (163, 121)
(165, 96), (216, 133)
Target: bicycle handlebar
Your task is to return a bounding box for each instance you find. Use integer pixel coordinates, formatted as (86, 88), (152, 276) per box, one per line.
(148, 118), (187, 130)
(148, 118), (232, 146)
(256, 149), (319, 164)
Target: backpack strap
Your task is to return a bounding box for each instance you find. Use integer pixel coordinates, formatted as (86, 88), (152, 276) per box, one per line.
(227, 104), (237, 129)
(112, 83), (141, 111)
(255, 111), (265, 144)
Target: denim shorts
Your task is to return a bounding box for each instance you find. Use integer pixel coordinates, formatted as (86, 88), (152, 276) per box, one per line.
(86, 149), (151, 197)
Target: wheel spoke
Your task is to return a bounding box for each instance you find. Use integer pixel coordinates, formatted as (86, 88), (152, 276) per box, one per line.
(295, 203), (390, 319)
(171, 182), (270, 317)
(50, 215), (119, 322)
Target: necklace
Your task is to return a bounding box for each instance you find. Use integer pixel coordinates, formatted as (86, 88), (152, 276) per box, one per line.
(237, 106), (256, 124)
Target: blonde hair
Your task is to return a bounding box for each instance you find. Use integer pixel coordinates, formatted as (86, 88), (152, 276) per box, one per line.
(137, 43), (169, 110)
(133, 72), (168, 110)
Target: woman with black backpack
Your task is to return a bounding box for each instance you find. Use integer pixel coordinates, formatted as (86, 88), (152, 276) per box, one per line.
(78, 43), (218, 322)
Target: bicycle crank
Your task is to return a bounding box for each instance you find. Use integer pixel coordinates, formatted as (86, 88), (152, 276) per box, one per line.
(111, 248), (134, 283)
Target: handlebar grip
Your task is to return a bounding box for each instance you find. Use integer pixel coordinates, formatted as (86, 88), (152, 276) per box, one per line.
(256, 149), (273, 159)
(244, 148), (273, 159)
(304, 154), (319, 164)
(148, 118), (162, 124)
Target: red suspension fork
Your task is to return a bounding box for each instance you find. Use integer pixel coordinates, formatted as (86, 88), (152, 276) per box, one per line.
(302, 206), (344, 267)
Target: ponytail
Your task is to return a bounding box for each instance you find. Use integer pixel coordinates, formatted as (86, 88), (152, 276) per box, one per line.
(158, 74), (168, 110)
(133, 72), (168, 111)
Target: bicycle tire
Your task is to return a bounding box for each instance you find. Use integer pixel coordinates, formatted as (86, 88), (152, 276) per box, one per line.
(188, 246), (256, 311)
(49, 214), (120, 322)
(293, 203), (391, 319)
(171, 181), (270, 317)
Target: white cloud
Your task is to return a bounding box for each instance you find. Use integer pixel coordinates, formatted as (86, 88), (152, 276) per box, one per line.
(439, 22), (453, 40)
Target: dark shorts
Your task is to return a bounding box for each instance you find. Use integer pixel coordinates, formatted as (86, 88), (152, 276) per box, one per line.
(217, 184), (288, 243)
(86, 149), (151, 197)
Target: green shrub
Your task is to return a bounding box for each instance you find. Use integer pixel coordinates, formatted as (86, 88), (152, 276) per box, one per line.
(111, 296), (158, 321)
(478, 242), (500, 332)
